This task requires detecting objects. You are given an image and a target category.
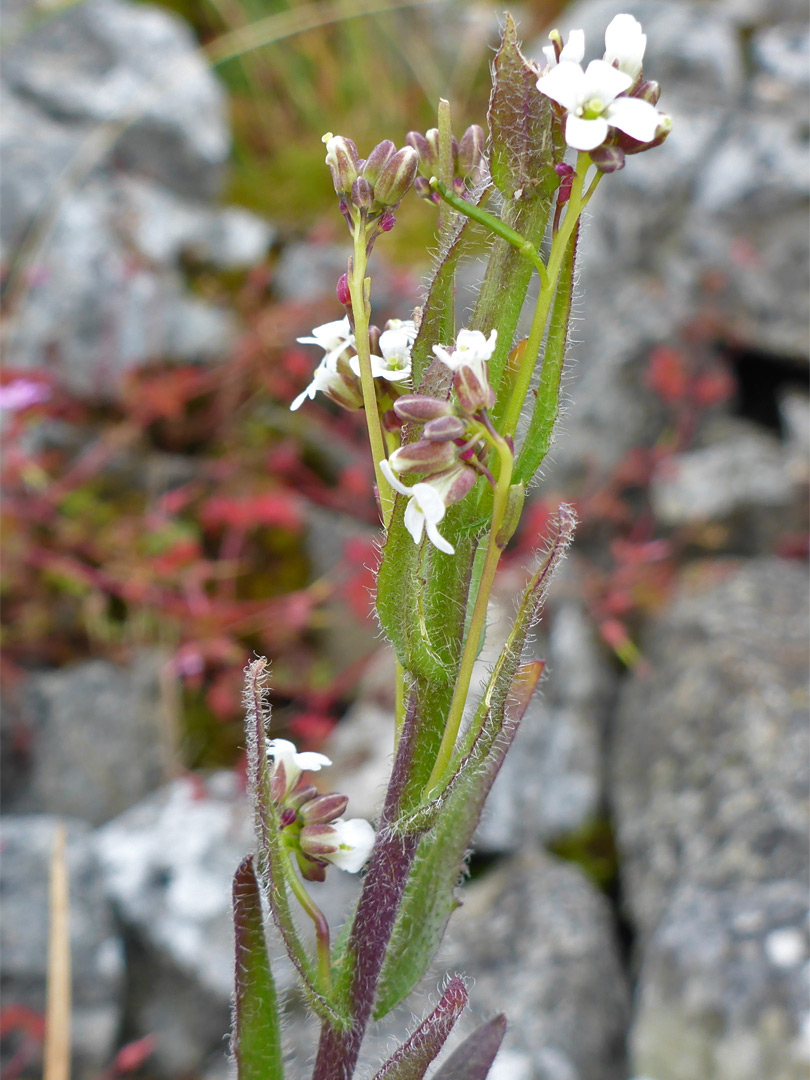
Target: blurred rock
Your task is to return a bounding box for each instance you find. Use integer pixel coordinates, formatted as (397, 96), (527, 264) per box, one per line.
(0, 0), (272, 397)
(439, 848), (630, 1080)
(94, 770), (361, 1074)
(630, 879), (810, 1080)
(612, 558), (809, 1077)
(0, 816), (125, 1078)
(5, 652), (167, 825)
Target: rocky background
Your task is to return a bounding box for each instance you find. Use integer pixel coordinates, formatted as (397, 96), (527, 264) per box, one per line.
(1, 0), (808, 1078)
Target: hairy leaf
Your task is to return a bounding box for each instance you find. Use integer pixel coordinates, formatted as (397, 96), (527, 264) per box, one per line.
(230, 856), (283, 1080)
(431, 1015), (507, 1080)
(371, 978), (467, 1080)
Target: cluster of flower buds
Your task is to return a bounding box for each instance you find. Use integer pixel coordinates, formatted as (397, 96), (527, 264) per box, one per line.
(405, 124), (486, 202)
(290, 316), (417, 412)
(378, 328), (500, 554)
(324, 133), (418, 241)
(536, 14), (671, 171)
(267, 738), (375, 882)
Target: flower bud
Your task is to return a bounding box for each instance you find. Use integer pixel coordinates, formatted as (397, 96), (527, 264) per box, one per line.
(405, 130), (431, 169)
(423, 415), (466, 442)
(378, 209), (396, 232)
(279, 806), (297, 828)
(350, 176), (374, 209)
(428, 463), (477, 507)
(453, 364), (495, 414)
(374, 147), (418, 206)
(393, 395), (455, 423)
(634, 79), (661, 106)
(389, 439), (458, 475)
(296, 850), (327, 882)
(424, 128), (440, 171)
(336, 272), (351, 307)
(362, 139), (396, 186)
(324, 134), (359, 195)
(458, 124), (485, 176)
(589, 144), (625, 173)
(286, 783), (319, 810)
(299, 792), (349, 825)
(413, 176), (435, 200)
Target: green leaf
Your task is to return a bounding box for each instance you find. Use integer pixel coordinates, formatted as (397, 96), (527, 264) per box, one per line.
(513, 227), (578, 486)
(231, 856), (284, 1080)
(370, 978), (467, 1080)
(431, 1015), (507, 1080)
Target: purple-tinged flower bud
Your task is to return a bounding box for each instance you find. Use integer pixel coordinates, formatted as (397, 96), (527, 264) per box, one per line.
(590, 144), (626, 173)
(279, 807), (297, 828)
(633, 79), (661, 106)
(423, 415), (466, 442)
(451, 176), (467, 198)
(413, 176), (434, 200)
(393, 395), (455, 423)
(379, 209), (396, 232)
(298, 824), (338, 858)
(374, 147), (418, 206)
(405, 130), (430, 167)
(336, 272), (351, 307)
(424, 128), (440, 171)
(324, 134), (359, 195)
(299, 792), (349, 825)
(382, 408), (403, 433)
(458, 124), (485, 176)
(453, 365), (495, 414)
(427, 463), (477, 507)
(286, 783), (319, 810)
(389, 439), (458, 475)
(296, 851), (327, 882)
(362, 139), (396, 186)
(351, 176), (374, 209)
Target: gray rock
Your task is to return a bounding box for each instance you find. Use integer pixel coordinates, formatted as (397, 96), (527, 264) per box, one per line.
(438, 848), (630, 1080)
(612, 557), (810, 945)
(6, 653), (167, 825)
(1, 0), (229, 199)
(0, 816), (125, 1077)
(630, 879), (810, 1080)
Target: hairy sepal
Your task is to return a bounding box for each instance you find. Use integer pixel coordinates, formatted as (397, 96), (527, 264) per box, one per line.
(230, 856), (284, 1080)
(242, 659), (349, 1028)
(513, 227), (578, 485)
(370, 978), (468, 1080)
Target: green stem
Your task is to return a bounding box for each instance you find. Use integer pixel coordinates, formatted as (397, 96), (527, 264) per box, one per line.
(285, 857), (333, 992)
(436, 98), (454, 245)
(423, 431), (514, 792)
(430, 178), (549, 290)
(350, 222), (392, 525)
(500, 153), (600, 439)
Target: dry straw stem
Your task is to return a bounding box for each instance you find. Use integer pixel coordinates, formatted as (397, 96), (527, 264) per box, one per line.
(44, 824), (71, 1080)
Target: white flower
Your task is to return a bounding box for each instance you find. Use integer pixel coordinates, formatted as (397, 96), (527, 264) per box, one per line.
(603, 14), (646, 82)
(542, 27), (585, 69)
(267, 738), (332, 796)
(433, 328), (498, 382)
(350, 319), (416, 382)
(536, 58), (661, 152)
(289, 359), (345, 411)
(379, 458), (454, 554)
(322, 818), (375, 873)
(296, 317), (355, 368)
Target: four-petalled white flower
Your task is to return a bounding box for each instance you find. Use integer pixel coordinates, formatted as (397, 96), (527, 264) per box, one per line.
(350, 319), (416, 382)
(291, 317), (357, 411)
(379, 459), (454, 554)
(433, 328), (498, 383)
(603, 13), (646, 82)
(536, 57), (661, 152)
(267, 737), (332, 796)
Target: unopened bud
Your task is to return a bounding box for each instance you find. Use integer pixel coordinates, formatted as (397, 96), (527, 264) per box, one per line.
(279, 807), (297, 828)
(286, 783), (319, 810)
(434, 464), (477, 507)
(296, 850), (327, 882)
(453, 365), (495, 414)
(589, 144), (625, 173)
(424, 128), (440, 172)
(634, 80), (661, 106)
(413, 176), (434, 200)
(336, 272), (351, 307)
(362, 139), (396, 186)
(423, 415), (466, 442)
(458, 125), (485, 176)
(379, 209), (396, 232)
(374, 147), (418, 206)
(324, 134), (359, 195)
(351, 176), (374, 209)
(299, 793), (349, 825)
(405, 131), (431, 170)
(389, 439), (458, 475)
(382, 408), (403, 433)
(393, 395), (455, 423)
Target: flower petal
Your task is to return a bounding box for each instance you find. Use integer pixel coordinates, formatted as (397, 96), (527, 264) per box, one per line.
(294, 751), (332, 771)
(582, 59), (632, 103)
(560, 28), (586, 64)
(379, 457), (411, 497)
(324, 818), (376, 873)
(402, 499), (426, 544)
(425, 516), (455, 555)
(564, 114), (610, 151)
(604, 14), (646, 80)
(536, 60), (586, 112)
(605, 96), (662, 143)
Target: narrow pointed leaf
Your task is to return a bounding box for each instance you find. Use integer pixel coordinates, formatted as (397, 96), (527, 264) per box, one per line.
(513, 227), (578, 485)
(371, 978), (468, 1080)
(231, 856), (283, 1080)
(431, 1015), (507, 1080)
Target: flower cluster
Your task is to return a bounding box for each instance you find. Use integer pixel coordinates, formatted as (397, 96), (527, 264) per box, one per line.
(380, 328), (500, 554)
(405, 124), (486, 202)
(267, 738), (375, 881)
(324, 134), (418, 243)
(291, 316), (416, 412)
(537, 14), (670, 169)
